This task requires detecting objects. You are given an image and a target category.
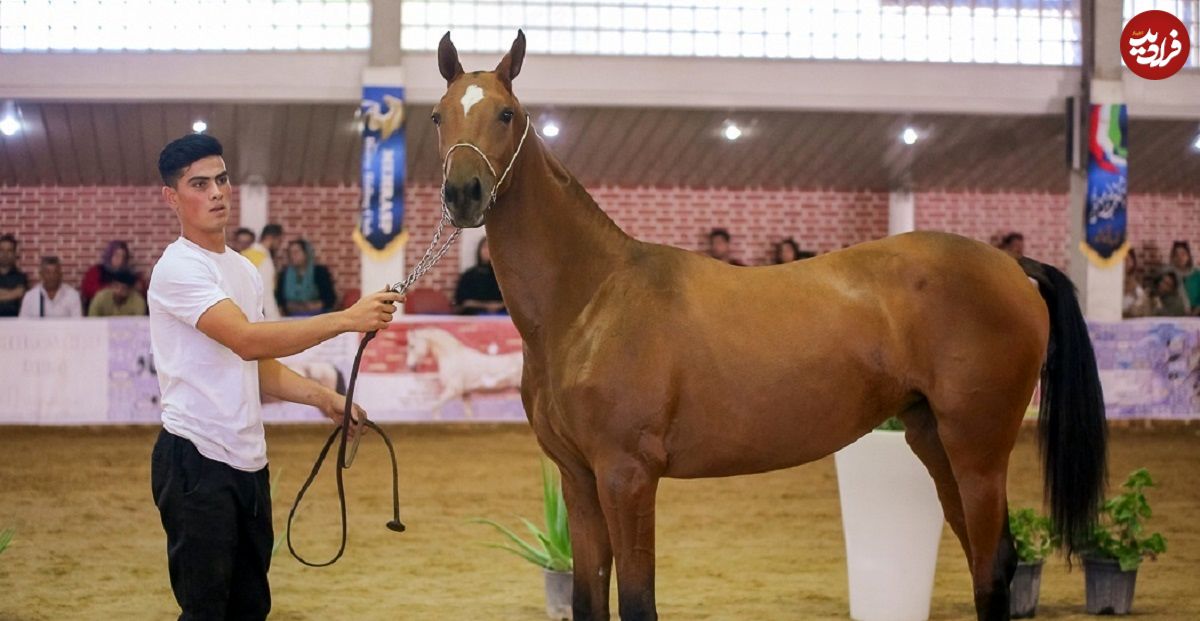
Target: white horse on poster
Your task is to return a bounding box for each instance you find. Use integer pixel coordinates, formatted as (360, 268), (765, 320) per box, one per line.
(406, 327), (523, 417)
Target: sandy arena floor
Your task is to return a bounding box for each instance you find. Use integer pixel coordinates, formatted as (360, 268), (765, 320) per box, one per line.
(1, 424), (1197, 620)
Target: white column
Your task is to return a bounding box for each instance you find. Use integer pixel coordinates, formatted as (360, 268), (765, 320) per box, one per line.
(239, 178), (268, 238)
(888, 191), (914, 236)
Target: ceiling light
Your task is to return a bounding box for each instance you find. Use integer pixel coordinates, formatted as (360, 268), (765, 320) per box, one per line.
(542, 122), (559, 138)
(192, 120), (208, 133)
(901, 127), (919, 145)
(723, 123), (742, 141)
(1193, 134), (1200, 151)
(0, 116), (19, 137)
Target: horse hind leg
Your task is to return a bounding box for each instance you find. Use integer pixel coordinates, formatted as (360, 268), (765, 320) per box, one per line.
(900, 401), (1019, 621)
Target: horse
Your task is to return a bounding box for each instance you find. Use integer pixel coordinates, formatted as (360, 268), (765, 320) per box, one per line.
(405, 327), (523, 416)
(431, 31), (1107, 621)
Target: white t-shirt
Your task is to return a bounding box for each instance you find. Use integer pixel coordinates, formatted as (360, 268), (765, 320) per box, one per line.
(149, 237), (267, 471)
(18, 284), (82, 318)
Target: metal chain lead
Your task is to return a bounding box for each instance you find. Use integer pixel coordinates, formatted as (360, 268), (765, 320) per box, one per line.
(389, 214), (462, 295)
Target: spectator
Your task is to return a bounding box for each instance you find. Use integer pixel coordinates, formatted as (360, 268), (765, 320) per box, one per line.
(242, 224), (283, 320)
(1122, 249), (1151, 319)
(455, 237), (506, 315)
(706, 228), (744, 266)
(231, 227), (255, 253)
(0, 234), (27, 317)
(999, 232), (1025, 260)
(89, 269), (147, 317)
(19, 256), (82, 318)
(276, 239), (336, 316)
(81, 240), (145, 311)
(1168, 241), (1200, 313)
(1151, 272), (1189, 317)
(773, 238), (803, 264)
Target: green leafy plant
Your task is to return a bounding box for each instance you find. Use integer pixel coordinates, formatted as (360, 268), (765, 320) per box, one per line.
(1009, 507), (1057, 563)
(0, 527), (14, 556)
(1087, 468), (1167, 572)
(876, 416), (904, 431)
(474, 460), (572, 572)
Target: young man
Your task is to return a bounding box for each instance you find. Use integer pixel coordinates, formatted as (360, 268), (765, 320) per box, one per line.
(241, 223), (283, 320)
(231, 227), (256, 253)
(706, 227), (745, 266)
(149, 134), (402, 620)
(0, 234), (28, 317)
(18, 256), (82, 318)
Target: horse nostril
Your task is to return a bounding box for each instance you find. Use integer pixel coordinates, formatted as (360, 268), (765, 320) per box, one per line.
(444, 184), (459, 204)
(469, 177), (482, 201)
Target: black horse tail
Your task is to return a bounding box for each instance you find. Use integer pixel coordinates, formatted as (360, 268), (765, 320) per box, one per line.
(1019, 258), (1108, 558)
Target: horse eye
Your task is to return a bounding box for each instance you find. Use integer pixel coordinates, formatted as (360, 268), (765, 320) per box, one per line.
(431, 112), (441, 126)
(499, 109), (514, 124)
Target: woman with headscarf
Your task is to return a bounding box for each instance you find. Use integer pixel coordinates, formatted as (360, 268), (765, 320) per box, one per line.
(275, 239), (337, 317)
(454, 236), (506, 315)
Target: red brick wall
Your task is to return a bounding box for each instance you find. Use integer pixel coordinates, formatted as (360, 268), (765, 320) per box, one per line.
(2, 184), (1197, 301)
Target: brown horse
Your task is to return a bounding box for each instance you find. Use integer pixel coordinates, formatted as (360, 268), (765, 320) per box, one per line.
(432, 31), (1107, 621)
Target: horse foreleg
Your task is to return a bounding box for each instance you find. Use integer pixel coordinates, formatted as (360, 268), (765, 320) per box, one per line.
(596, 458), (661, 621)
(561, 466), (614, 621)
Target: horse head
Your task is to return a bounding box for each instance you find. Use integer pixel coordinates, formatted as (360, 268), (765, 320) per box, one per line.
(434, 30), (529, 228)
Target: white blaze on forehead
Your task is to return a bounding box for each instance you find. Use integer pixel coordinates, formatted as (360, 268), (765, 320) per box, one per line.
(460, 84), (485, 116)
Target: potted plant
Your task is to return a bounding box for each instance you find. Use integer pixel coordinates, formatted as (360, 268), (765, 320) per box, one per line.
(1008, 507), (1056, 618)
(476, 460), (573, 620)
(0, 527), (13, 556)
(1082, 468), (1167, 615)
(835, 417), (944, 621)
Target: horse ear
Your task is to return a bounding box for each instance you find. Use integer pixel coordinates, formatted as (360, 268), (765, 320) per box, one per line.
(438, 31), (464, 85)
(494, 30), (526, 91)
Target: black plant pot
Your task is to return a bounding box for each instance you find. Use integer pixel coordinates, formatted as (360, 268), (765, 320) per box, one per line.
(1084, 557), (1138, 615)
(1010, 561), (1043, 618)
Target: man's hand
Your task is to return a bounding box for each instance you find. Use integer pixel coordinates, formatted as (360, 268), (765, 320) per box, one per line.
(317, 389), (368, 438)
(340, 290), (404, 332)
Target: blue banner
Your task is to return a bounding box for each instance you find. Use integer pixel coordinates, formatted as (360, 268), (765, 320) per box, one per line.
(1082, 103), (1129, 267)
(354, 85), (408, 258)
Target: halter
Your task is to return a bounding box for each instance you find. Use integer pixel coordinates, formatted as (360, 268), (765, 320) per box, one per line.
(440, 112), (532, 221)
(287, 110), (531, 569)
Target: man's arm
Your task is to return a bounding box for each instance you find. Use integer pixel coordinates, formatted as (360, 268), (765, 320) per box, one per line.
(0, 286), (25, 302)
(258, 358), (365, 427)
(196, 290), (403, 361)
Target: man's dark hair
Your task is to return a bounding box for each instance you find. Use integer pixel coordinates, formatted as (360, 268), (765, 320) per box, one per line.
(709, 228), (731, 242)
(0, 234), (17, 248)
(235, 227), (255, 241)
(40, 256), (61, 267)
(1001, 232), (1024, 247)
(261, 224), (284, 239)
(158, 134), (224, 187)
(111, 269), (138, 287)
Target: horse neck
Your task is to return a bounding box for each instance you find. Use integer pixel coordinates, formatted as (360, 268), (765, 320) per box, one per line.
(485, 136), (633, 345)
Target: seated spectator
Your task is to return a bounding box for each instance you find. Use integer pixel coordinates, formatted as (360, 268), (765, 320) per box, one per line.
(81, 240), (146, 311)
(1168, 240), (1200, 313)
(88, 269), (147, 317)
(1151, 271), (1189, 317)
(706, 228), (745, 266)
(1122, 249), (1151, 319)
(19, 256), (82, 318)
(0, 234), (27, 317)
(276, 239), (337, 316)
(455, 237), (506, 315)
(231, 227), (255, 253)
(773, 238), (811, 264)
(999, 232), (1025, 259)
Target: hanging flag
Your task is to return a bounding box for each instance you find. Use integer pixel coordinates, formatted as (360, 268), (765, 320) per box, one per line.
(353, 85), (408, 259)
(1081, 103), (1129, 267)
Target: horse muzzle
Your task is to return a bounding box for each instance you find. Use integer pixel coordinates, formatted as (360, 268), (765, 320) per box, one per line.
(442, 175), (492, 228)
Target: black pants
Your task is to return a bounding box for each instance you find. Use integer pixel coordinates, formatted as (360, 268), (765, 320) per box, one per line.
(151, 429), (273, 621)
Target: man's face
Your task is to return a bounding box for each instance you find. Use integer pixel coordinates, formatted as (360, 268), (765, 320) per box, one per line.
(113, 282), (131, 305)
(163, 156), (231, 235)
(39, 263), (62, 291)
(709, 236), (730, 260)
(233, 232), (254, 252)
(264, 235), (282, 254)
(0, 241), (15, 269)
